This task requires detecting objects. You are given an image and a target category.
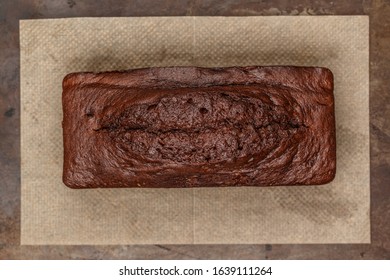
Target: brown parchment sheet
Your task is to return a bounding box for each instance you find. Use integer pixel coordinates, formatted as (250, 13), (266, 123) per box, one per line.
(20, 16), (369, 245)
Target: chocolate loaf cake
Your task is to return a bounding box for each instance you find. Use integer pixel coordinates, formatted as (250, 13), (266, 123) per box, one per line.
(62, 66), (336, 188)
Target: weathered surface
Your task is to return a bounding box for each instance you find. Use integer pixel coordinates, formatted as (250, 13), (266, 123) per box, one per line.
(1, 0), (389, 259)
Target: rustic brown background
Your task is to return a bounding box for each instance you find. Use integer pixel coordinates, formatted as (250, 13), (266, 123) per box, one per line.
(0, 0), (389, 259)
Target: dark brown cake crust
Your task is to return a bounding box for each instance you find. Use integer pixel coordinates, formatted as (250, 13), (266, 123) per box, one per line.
(62, 66), (336, 188)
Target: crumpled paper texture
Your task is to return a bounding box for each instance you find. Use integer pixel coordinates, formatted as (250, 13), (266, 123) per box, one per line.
(20, 16), (369, 245)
